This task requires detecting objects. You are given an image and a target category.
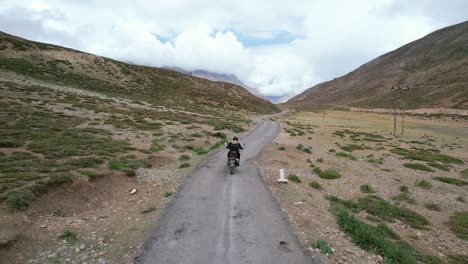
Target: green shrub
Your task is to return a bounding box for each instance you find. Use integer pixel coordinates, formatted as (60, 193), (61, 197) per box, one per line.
(141, 207), (156, 214)
(340, 144), (364, 152)
(434, 177), (468, 186)
(108, 160), (124, 170)
(403, 163), (434, 172)
(309, 181), (323, 190)
(278, 146), (285, 151)
(287, 173), (301, 183)
(296, 144), (304, 150)
(336, 152), (357, 161)
(318, 169), (341, 180)
(416, 180), (432, 189)
(316, 157), (323, 163)
(312, 167), (322, 174)
(6, 194), (29, 212)
(424, 202), (441, 211)
(399, 185), (409, 193)
(59, 230), (79, 243)
(179, 154), (190, 161)
(312, 240), (333, 254)
(179, 162), (191, 169)
(360, 184), (375, 194)
(164, 192), (173, 197)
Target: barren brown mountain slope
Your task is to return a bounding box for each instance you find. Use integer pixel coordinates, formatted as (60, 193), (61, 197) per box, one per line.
(0, 31), (278, 115)
(287, 21), (468, 110)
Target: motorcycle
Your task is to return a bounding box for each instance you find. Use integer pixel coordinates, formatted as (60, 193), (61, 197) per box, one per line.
(225, 143), (245, 175)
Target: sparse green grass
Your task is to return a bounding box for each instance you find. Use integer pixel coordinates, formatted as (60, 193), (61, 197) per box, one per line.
(194, 147), (209, 155)
(399, 185), (409, 193)
(334, 208), (436, 263)
(360, 184), (375, 194)
(0, 139), (22, 148)
(433, 177), (468, 186)
(448, 211), (468, 240)
(358, 195), (428, 229)
(6, 193), (29, 212)
(391, 147), (463, 164)
(416, 180), (432, 189)
(232, 126), (244, 133)
(336, 152), (357, 161)
(179, 154), (190, 161)
(424, 202), (441, 211)
(59, 230), (79, 243)
(340, 144), (365, 152)
(287, 173), (301, 183)
(448, 254), (468, 264)
(312, 240), (333, 254)
(316, 157), (323, 163)
(461, 169), (468, 178)
(312, 167), (322, 174)
(164, 192), (173, 197)
(141, 207), (156, 214)
(108, 156), (149, 171)
(367, 154), (384, 165)
(427, 162), (450, 172)
(303, 147), (312, 154)
(318, 169), (341, 180)
(403, 163), (434, 172)
(79, 170), (103, 181)
(392, 192), (416, 204)
(309, 181), (323, 190)
(64, 157), (104, 169)
(179, 162), (190, 169)
(150, 140), (166, 152)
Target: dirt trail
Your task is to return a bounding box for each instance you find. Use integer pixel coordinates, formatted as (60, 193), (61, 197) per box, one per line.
(137, 120), (319, 264)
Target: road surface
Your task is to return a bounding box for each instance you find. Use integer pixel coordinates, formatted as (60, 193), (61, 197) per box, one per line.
(138, 120), (316, 264)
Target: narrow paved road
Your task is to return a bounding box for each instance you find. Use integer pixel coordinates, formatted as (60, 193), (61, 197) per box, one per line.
(138, 121), (314, 264)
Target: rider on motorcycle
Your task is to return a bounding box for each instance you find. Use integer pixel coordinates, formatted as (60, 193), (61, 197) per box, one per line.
(226, 136), (243, 166)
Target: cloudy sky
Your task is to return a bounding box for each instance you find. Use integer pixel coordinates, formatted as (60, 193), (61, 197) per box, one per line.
(0, 0), (467, 100)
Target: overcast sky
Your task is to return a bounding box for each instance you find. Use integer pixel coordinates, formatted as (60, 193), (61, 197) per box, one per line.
(0, 0), (467, 100)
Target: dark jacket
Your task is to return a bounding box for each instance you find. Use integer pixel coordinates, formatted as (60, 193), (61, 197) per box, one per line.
(226, 140), (243, 158)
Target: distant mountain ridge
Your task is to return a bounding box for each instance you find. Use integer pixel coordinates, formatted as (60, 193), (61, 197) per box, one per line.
(287, 21), (468, 110)
(165, 67), (267, 99)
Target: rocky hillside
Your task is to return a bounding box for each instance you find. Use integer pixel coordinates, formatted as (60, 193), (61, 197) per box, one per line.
(287, 21), (468, 110)
(0, 31), (278, 115)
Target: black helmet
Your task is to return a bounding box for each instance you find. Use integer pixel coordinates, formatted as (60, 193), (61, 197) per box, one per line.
(233, 136), (238, 141)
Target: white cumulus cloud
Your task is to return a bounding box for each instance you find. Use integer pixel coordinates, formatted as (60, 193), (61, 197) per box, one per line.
(0, 0), (466, 100)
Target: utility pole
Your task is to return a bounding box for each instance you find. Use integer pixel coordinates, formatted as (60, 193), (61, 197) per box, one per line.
(390, 84), (411, 137)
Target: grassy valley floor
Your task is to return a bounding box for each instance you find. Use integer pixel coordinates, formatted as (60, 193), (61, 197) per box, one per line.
(258, 110), (467, 263)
